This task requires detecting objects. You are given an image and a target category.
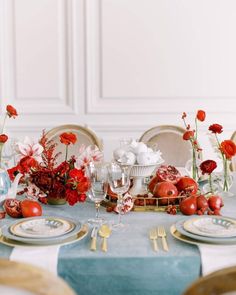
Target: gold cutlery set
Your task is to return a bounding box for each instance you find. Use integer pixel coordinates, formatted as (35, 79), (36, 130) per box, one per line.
(90, 224), (112, 252)
(149, 226), (169, 252)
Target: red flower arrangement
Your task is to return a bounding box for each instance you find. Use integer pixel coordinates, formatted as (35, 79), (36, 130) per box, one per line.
(209, 124), (236, 193)
(8, 131), (102, 206)
(181, 110), (205, 180)
(0, 105), (18, 164)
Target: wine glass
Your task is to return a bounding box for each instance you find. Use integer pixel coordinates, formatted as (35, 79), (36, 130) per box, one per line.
(108, 162), (131, 230)
(86, 162), (108, 224)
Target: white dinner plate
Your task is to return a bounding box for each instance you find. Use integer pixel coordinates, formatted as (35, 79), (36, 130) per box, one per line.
(10, 217), (75, 238)
(184, 216), (236, 238)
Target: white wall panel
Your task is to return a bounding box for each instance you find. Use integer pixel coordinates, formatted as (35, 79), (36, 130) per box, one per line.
(0, 0), (236, 161)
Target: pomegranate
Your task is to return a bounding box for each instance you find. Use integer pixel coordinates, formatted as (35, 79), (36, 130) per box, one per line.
(208, 195), (223, 211)
(197, 195), (208, 210)
(4, 199), (22, 218)
(153, 181), (178, 205)
(156, 165), (181, 184)
(148, 176), (159, 194)
(176, 177), (198, 195)
(179, 195), (197, 215)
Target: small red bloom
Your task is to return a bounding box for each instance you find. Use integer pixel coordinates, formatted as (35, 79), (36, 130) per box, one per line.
(78, 193), (86, 203)
(77, 177), (90, 193)
(53, 161), (70, 176)
(200, 160), (217, 175)
(220, 140), (236, 159)
(182, 112), (187, 119)
(66, 189), (79, 206)
(209, 124), (223, 134)
(8, 165), (20, 181)
(68, 168), (84, 181)
(196, 110), (206, 122)
(0, 134), (8, 143)
(19, 156), (38, 174)
(183, 130), (194, 140)
(6, 105), (18, 118)
(60, 132), (77, 145)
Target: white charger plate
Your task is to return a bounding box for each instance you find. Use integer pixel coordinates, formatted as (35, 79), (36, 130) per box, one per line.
(184, 216), (236, 238)
(0, 224), (88, 247)
(175, 219), (236, 244)
(1, 217), (82, 245)
(10, 217), (75, 239)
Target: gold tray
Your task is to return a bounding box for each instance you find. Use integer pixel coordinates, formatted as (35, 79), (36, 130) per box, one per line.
(0, 224), (89, 248)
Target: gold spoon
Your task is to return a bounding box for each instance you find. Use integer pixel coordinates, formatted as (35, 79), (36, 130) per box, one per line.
(98, 224), (112, 252)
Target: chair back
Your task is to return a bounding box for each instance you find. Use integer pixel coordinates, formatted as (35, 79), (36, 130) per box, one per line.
(46, 124), (102, 164)
(183, 266), (236, 295)
(0, 259), (76, 295)
(139, 125), (192, 166)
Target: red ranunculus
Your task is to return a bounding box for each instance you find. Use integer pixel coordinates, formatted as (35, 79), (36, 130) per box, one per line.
(196, 110), (206, 122)
(183, 130), (194, 140)
(53, 161), (70, 176)
(68, 168), (84, 181)
(220, 140), (236, 159)
(77, 177), (90, 193)
(6, 105), (18, 118)
(66, 189), (79, 206)
(0, 134), (8, 143)
(209, 124), (223, 134)
(200, 160), (217, 175)
(60, 132), (77, 145)
(19, 156), (38, 174)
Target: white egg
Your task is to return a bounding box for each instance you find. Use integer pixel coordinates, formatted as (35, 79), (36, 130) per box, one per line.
(137, 152), (156, 165)
(133, 142), (148, 155)
(113, 148), (126, 160)
(120, 151), (136, 165)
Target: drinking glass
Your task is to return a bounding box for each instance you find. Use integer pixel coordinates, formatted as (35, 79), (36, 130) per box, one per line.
(108, 162), (131, 230)
(86, 162), (108, 224)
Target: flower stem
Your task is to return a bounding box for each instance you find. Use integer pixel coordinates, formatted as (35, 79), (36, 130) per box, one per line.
(65, 145), (68, 162)
(1, 113), (7, 134)
(209, 173), (213, 194)
(192, 148), (197, 180)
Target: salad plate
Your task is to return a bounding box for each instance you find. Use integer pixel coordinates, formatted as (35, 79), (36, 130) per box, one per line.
(175, 219), (236, 244)
(183, 216), (236, 238)
(10, 217), (75, 238)
(0, 224), (88, 247)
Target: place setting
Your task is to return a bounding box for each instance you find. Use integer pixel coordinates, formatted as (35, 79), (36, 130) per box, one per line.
(170, 215), (236, 246)
(0, 216), (89, 248)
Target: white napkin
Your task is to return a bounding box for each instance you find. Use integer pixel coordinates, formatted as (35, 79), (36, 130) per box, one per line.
(10, 245), (60, 274)
(198, 244), (236, 275)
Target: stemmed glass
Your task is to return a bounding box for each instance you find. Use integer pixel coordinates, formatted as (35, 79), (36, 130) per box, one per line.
(86, 162), (108, 224)
(108, 162), (131, 230)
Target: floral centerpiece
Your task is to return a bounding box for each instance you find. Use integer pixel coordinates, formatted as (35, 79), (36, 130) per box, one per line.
(181, 110), (205, 180)
(208, 123), (236, 195)
(8, 131), (103, 205)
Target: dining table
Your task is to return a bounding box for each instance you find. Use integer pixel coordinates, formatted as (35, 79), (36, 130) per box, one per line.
(0, 178), (236, 295)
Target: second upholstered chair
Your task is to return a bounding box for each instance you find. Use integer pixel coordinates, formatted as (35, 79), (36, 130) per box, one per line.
(139, 125), (192, 167)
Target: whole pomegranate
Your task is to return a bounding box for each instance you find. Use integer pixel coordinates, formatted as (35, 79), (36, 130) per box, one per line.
(176, 177), (198, 196)
(179, 195), (197, 215)
(153, 181), (178, 205)
(148, 176), (159, 194)
(208, 195), (223, 211)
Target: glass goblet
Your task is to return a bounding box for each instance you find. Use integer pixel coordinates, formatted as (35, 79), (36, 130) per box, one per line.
(86, 162), (108, 225)
(108, 162), (131, 230)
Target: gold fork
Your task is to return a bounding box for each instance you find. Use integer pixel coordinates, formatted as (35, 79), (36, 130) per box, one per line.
(149, 228), (158, 252)
(157, 226), (169, 252)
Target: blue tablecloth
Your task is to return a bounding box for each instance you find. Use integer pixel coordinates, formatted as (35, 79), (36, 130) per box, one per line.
(1, 185), (236, 295)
